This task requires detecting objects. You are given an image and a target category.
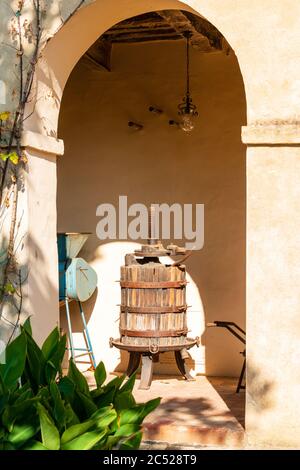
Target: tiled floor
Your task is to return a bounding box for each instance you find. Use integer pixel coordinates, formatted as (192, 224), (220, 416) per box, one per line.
(85, 372), (245, 449)
(208, 376), (245, 428)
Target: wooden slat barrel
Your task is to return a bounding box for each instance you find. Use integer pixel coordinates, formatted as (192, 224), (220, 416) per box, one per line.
(120, 261), (188, 352)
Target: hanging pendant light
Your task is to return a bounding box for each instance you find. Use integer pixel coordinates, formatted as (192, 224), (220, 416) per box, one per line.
(178, 31), (198, 133)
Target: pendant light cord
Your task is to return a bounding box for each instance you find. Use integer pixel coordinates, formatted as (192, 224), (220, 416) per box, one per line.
(186, 33), (190, 99)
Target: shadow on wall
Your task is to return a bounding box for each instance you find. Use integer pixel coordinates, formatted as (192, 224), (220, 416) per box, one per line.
(0, 235), (27, 344)
(0, 231), (58, 346)
(59, 241), (205, 375)
(246, 361), (275, 412)
(57, 39), (246, 378)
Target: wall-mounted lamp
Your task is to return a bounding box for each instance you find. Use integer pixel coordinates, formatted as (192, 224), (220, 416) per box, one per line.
(169, 119), (180, 127)
(128, 121), (143, 131)
(149, 106), (163, 115)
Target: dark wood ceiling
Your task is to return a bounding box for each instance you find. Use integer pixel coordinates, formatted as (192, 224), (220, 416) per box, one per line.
(84, 10), (230, 71)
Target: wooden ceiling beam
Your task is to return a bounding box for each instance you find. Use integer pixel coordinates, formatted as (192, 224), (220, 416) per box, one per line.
(104, 27), (176, 37)
(156, 10), (212, 51)
(112, 35), (182, 44)
(84, 38), (112, 71)
(156, 10), (231, 53)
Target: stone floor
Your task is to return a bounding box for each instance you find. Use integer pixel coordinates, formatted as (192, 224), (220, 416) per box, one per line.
(85, 372), (245, 449)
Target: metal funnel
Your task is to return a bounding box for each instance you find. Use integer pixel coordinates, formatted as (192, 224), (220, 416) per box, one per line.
(65, 233), (90, 258)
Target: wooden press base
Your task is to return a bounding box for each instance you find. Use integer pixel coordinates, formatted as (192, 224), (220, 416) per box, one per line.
(127, 349), (195, 390)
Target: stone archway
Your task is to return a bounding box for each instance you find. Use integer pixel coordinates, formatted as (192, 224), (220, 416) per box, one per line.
(23, 0), (248, 362)
(21, 0), (300, 450)
(22, 0), (249, 441)
(56, 9), (247, 380)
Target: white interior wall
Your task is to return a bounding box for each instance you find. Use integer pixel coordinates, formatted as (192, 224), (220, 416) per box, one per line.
(57, 39), (246, 377)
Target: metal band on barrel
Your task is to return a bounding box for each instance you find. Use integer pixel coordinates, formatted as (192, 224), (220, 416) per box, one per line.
(120, 328), (188, 338)
(120, 281), (187, 288)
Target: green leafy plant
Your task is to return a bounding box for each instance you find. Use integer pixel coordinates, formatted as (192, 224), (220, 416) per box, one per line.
(0, 319), (160, 450)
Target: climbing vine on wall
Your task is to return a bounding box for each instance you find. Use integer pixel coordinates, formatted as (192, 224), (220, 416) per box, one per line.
(0, 0), (86, 343)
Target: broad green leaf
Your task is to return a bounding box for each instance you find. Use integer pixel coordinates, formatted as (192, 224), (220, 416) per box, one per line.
(22, 317), (32, 336)
(109, 417), (118, 433)
(45, 360), (58, 384)
(119, 373), (136, 394)
(0, 332), (27, 388)
(90, 405), (113, 420)
(37, 403), (60, 450)
(68, 360), (89, 396)
(2, 398), (38, 431)
(42, 328), (59, 360)
(139, 397), (161, 421)
(61, 408), (116, 444)
(8, 422), (40, 448)
(50, 334), (67, 374)
(90, 387), (104, 399)
(64, 403), (80, 426)
(0, 395), (8, 415)
(114, 391), (136, 413)
(95, 388), (115, 408)
(119, 405), (145, 426)
(37, 386), (51, 405)
(22, 440), (48, 450)
(23, 332), (45, 388)
(76, 390), (97, 417)
(94, 361), (106, 387)
(49, 381), (66, 429)
(61, 419), (96, 445)
(120, 431), (142, 450)
(103, 375), (125, 393)
(94, 410), (117, 430)
(114, 423), (141, 437)
(0, 372), (8, 399)
(102, 435), (121, 450)
(58, 376), (75, 402)
(61, 429), (107, 450)
(14, 384), (33, 404)
(2, 442), (16, 450)
(120, 398), (161, 426)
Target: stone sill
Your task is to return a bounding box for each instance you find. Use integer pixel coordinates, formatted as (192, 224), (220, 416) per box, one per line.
(21, 130), (64, 156)
(242, 124), (300, 145)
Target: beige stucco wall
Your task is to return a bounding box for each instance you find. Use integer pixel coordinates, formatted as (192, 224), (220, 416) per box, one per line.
(57, 40), (246, 377)
(2, 0), (300, 449)
(246, 145), (300, 448)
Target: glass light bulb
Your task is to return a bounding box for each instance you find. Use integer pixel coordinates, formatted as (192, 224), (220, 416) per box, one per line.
(180, 114), (195, 133)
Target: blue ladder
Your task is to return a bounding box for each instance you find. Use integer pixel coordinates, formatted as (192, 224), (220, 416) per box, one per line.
(64, 297), (96, 369)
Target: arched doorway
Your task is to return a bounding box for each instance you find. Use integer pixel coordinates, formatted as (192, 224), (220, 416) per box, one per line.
(24, 0), (248, 445)
(57, 8), (246, 378)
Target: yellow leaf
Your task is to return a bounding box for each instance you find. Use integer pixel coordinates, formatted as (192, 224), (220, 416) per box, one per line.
(0, 111), (10, 121)
(0, 153), (9, 162)
(8, 152), (19, 165)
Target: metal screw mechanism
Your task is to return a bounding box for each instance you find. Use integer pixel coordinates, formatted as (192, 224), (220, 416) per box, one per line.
(148, 204), (158, 245)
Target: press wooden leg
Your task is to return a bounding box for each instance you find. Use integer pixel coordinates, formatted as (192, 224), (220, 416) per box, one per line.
(126, 352), (141, 377)
(175, 349), (195, 381)
(139, 354), (154, 390)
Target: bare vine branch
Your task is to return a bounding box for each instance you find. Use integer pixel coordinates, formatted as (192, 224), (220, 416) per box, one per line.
(0, 0), (87, 342)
